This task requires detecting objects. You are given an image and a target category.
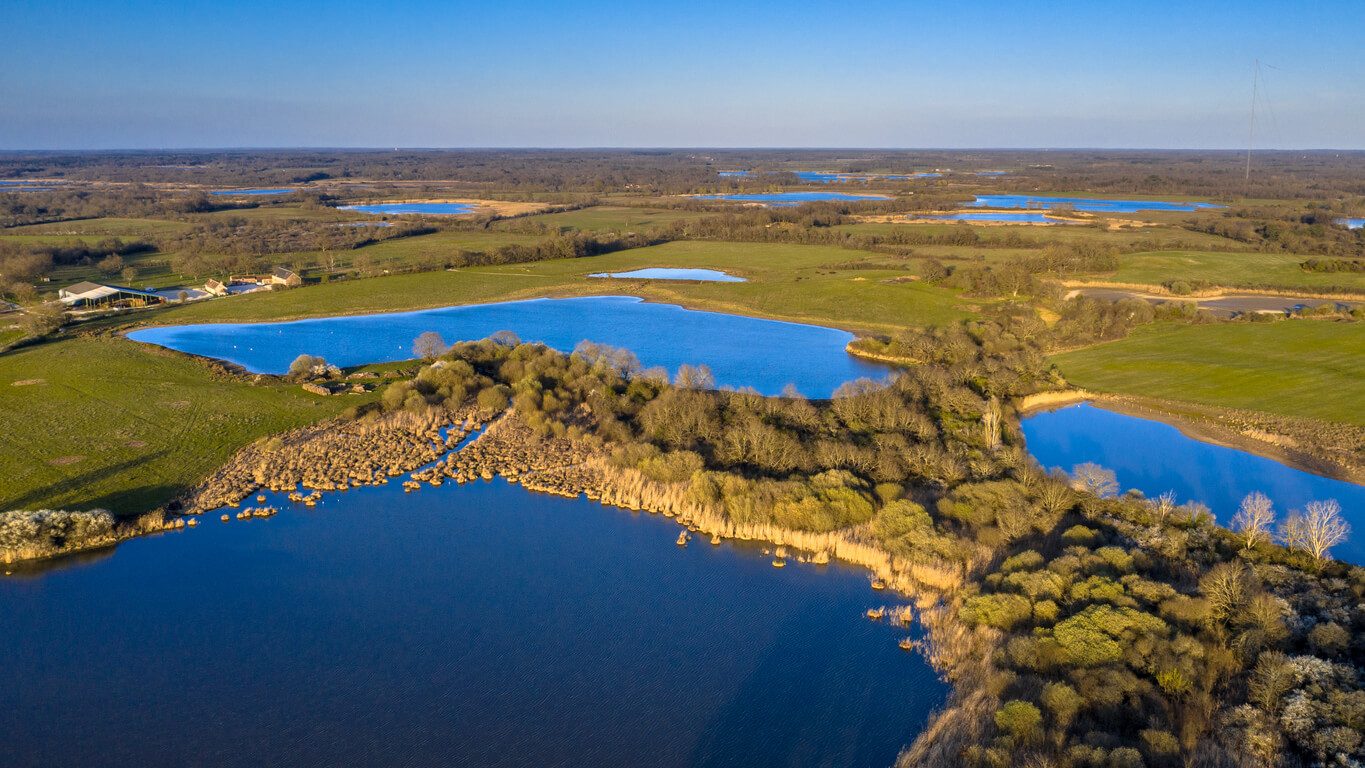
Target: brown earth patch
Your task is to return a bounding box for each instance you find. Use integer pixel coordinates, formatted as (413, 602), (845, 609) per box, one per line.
(125, 440), (149, 448)
(11, 379), (45, 386)
(49, 456), (85, 466)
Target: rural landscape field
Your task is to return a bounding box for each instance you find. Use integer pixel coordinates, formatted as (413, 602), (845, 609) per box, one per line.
(4, 2), (1364, 767)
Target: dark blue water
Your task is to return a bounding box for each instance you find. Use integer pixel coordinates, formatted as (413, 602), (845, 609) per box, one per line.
(973, 171), (1008, 176)
(967, 195), (1223, 213)
(0, 480), (944, 768)
(590, 268), (746, 282)
(695, 192), (892, 203)
(127, 296), (887, 397)
(211, 188), (296, 195)
(1023, 403), (1365, 564)
(922, 212), (1065, 223)
(342, 203), (476, 215)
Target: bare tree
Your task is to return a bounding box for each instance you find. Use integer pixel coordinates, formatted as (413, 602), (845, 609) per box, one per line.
(1231, 492), (1276, 550)
(981, 396), (1002, 451)
(1281, 499), (1349, 562)
(1070, 462), (1118, 498)
(413, 331), (448, 361)
(1149, 490), (1178, 526)
(674, 364), (715, 390)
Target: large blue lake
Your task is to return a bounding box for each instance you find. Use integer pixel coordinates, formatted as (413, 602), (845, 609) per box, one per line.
(128, 296), (886, 397)
(341, 202), (476, 215)
(590, 267), (746, 282)
(0, 478), (943, 768)
(696, 192), (893, 204)
(968, 195), (1223, 213)
(1023, 403), (1365, 564)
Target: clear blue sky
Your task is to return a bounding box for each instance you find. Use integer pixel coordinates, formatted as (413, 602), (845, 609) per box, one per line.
(3, 0), (1362, 149)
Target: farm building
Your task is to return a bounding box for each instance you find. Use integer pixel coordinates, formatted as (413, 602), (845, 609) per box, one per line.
(57, 281), (165, 309)
(203, 279), (228, 297)
(228, 266), (302, 288)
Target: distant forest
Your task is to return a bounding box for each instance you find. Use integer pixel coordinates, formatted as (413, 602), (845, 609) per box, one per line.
(3, 149), (1365, 200)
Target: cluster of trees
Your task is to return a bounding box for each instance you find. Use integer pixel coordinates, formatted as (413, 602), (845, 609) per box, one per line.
(160, 216), (433, 259)
(362, 333), (1361, 766)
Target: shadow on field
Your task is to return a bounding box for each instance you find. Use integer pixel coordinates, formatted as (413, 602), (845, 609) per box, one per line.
(4, 450), (178, 516)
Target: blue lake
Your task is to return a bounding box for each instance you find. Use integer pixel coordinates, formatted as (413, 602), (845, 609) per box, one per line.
(967, 195), (1223, 213)
(338, 221), (393, 227)
(211, 188), (296, 195)
(1337, 218), (1364, 229)
(590, 268), (746, 282)
(1023, 403), (1365, 564)
(128, 296), (886, 397)
(341, 202), (476, 215)
(696, 192), (893, 204)
(922, 212), (1066, 224)
(0, 478), (943, 768)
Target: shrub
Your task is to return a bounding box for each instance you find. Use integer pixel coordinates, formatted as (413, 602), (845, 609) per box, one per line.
(1050, 604), (1167, 666)
(962, 593), (1034, 631)
(994, 700), (1043, 745)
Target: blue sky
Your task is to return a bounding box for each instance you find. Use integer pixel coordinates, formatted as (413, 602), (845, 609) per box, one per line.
(2, 0), (1362, 149)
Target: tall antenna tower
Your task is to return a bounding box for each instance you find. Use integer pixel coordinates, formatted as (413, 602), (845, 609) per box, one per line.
(1245, 59), (1259, 186)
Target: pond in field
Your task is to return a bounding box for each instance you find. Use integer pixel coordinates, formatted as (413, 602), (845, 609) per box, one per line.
(210, 188), (296, 195)
(0, 477), (944, 768)
(1022, 403), (1365, 564)
(341, 202), (477, 215)
(921, 211), (1069, 224)
(967, 195), (1223, 213)
(127, 296), (886, 397)
(695, 192), (893, 204)
(589, 267), (746, 282)
(1337, 218), (1365, 229)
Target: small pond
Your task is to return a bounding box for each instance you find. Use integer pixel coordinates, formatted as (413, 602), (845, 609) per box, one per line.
(341, 202), (477, 215)
(338, 221), (393, 227)
(0, 478), (944, 768)
(589, 268), (746, 282)
(1337, 218), (1364, 230)
(1023, 403), (1365, 564)
(967, 195), (1223, 213)
(210, 188), (296, 195)
(128, 296), (887, 397)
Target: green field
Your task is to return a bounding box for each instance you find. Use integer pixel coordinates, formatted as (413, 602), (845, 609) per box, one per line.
(133, 240), (980, 334)
(4, 217), (190, 236)
(1051, 320), (1365, 425)
(509, 206), (704, 232)
(0, 336), (365, 515)
(1092, 250), (1365, 293)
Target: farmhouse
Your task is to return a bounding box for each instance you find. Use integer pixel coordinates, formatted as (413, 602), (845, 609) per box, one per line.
(228, 266), (302, 288)
(57, 281), (165, 309)
(203, 279), (228, 297)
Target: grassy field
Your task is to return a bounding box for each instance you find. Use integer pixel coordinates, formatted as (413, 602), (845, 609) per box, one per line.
(4, 217), (190, 236)
(1090, 250), (1365, 293)
(509, 206), (704, 232)
(1051, 320), (1365, 426)
(129, 240), (981, 334)
(0, 336), (365, 515)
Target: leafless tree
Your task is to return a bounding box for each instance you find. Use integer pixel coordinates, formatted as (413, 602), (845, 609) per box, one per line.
(1281, 499), (1349, 562)
(1149, 490), (1178, 526)
(1070, 462), (1118, 498)
(982, 396), (1002, 451)
(674, 364), (715, 390)
(1231, 492), (1276, 550)
(412, 331), (448, 361)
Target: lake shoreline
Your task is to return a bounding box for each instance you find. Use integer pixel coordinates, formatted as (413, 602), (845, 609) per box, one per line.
(1018, 389), (1365, 487)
